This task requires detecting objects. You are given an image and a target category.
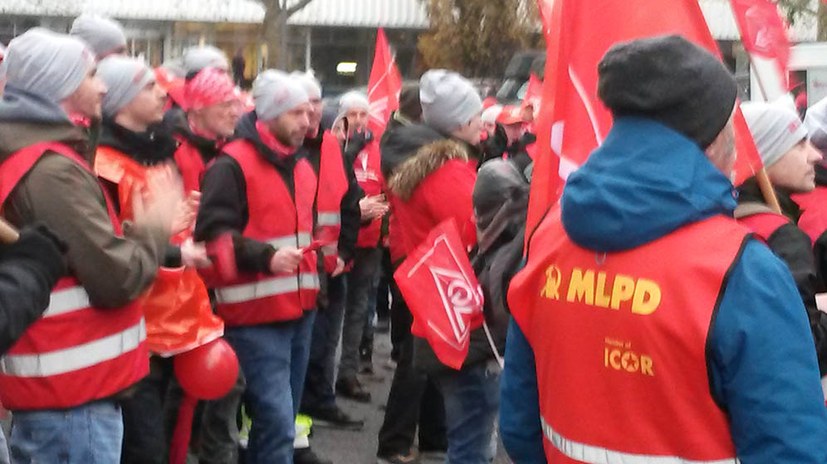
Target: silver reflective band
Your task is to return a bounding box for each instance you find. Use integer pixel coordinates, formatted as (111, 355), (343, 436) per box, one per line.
(267, 233), (312, 249)
(43, 286), (91, 318)
(300, 273), (320, 291)
(542, 418), (739, 464)
(215, 273), (319, 304)
(0, 319), (146, 378)
(317, 212), (341, 227)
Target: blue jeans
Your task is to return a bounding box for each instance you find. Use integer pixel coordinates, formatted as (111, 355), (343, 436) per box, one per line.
(435, 361), (501, 464)
(10, 401), (123, 464)
(302, 274), (347, 410)
(225, 310), (316, 464)
(339, 247), (382, 380)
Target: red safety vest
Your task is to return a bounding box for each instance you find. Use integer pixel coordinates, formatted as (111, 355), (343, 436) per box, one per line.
(0, 142), (148, 411)
(738, 211), (789, 244)
(173, 137), (207, 194)
(315, 131), (348, 272)
(212, 140), (320, 326)
(508, 208), (746, 463)
(794, 186), (827, 245)
(95, 146), (224, 357)
(354, 140), (384, 248)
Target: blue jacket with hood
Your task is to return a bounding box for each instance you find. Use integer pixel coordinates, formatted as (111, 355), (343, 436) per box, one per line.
(500, 117), (827, 463)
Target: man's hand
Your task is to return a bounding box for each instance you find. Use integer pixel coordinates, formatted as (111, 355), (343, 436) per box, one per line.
(181, 238), (211, 268)
(269, 247), (303, 274)
(171, 191), (201, 235)
(133, 164), (185, 235)
(331, 257), (346, 277)
(359, 195), (389, 221)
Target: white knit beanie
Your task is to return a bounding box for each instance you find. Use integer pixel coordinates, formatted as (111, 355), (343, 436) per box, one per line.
(253, 70), (309, 121)
(742, 101), (808, 167)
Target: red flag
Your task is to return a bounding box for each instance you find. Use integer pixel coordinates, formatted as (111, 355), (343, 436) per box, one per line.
(527, 0), (764, 239)
(394, 219), (484, 370)
(730, 0), (791, 98)
(367, 28), (402, 139)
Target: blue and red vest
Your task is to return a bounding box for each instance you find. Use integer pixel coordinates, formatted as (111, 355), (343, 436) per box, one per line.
(509, 208), (746, 463)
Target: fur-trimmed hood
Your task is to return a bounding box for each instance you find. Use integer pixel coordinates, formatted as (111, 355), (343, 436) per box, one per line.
(387, 139), (469, 200)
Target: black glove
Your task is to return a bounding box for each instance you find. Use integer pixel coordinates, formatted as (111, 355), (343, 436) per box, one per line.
(0, 223), (67, 286)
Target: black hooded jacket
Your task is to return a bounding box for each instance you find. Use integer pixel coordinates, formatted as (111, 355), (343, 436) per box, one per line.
(194, 112), (309, 274)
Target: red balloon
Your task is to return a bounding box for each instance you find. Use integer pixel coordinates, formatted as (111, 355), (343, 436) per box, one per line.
(174, 339), (239, 400)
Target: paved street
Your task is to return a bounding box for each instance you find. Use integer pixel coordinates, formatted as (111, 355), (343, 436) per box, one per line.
(311, 331), (512, 464)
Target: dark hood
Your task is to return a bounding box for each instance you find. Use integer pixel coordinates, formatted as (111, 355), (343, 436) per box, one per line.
(738, 176), (802, 223)
(99, 119), (178, 166)
(816, 163), (827, 188)
(380, 123), (443, 179)
(560, 117), (737, 252)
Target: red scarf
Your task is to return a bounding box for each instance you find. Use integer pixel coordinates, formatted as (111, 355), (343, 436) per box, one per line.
(255, 120), (296, 159)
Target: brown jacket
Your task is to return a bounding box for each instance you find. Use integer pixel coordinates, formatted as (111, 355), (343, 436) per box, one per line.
(0, 121), (167, 308)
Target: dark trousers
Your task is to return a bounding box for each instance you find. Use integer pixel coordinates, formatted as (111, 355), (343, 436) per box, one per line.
(121, 356), (177, 464)
(377, 287), (447, 457)
(302, 274), (347, 410)
(196, 371), (246, 464)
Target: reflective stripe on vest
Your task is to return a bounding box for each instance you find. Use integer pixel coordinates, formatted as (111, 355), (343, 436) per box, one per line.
(215, 273), (320, 304)
(43, 286), (91, 318)
(317, 212), (341, 227)
(542, 418), (739, 464)
(268, 233), (312, 249)
(0, 319), (146, 378)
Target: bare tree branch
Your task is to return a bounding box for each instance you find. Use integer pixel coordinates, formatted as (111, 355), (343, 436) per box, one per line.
(286, 0), (314, 16)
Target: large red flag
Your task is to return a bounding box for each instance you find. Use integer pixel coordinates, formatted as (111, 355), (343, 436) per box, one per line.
(367, 28), (402, 139)
(730, 0), (791, 99)
(527, 0), (764, 238)
(394, 219), (484, 370)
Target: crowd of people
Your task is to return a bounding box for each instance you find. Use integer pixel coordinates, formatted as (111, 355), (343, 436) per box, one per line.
(0, 10), (827, 464)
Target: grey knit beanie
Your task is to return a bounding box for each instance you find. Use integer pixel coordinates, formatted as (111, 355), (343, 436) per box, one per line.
(742, 101), (808, 167)
(1, 28), (96, 102)
(183, 46), (229, 74)
(420, 69), (482, 134)
(253, 70), (309, 121)
(98, 56), (155, 118)
(290, 71), (322, 100)
(70, 14), (127, 59)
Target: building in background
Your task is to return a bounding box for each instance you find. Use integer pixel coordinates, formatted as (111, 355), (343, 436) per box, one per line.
(0, 0), (426, 92)
(0, 0), (819, 95)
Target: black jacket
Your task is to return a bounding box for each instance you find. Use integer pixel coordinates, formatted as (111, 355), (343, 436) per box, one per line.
(0, 225), (65, 354)
(481, 125), (535, 175)
(194, 112), (308, 275)
(811, 165), (827, 290)
(304, 129), (363, 263)
(738, 177), (827, 374)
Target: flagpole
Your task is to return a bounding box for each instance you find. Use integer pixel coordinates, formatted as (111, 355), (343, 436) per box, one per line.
(744, 52), (783, 214)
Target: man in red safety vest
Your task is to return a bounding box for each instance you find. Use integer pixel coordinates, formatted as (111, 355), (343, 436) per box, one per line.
(0, 28), (180, 463)
(194, 70), (324, 464)
(503, 35), (827, 463)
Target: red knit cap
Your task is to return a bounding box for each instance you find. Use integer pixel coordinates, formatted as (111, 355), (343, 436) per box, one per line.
(185, 67), (237, 111)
